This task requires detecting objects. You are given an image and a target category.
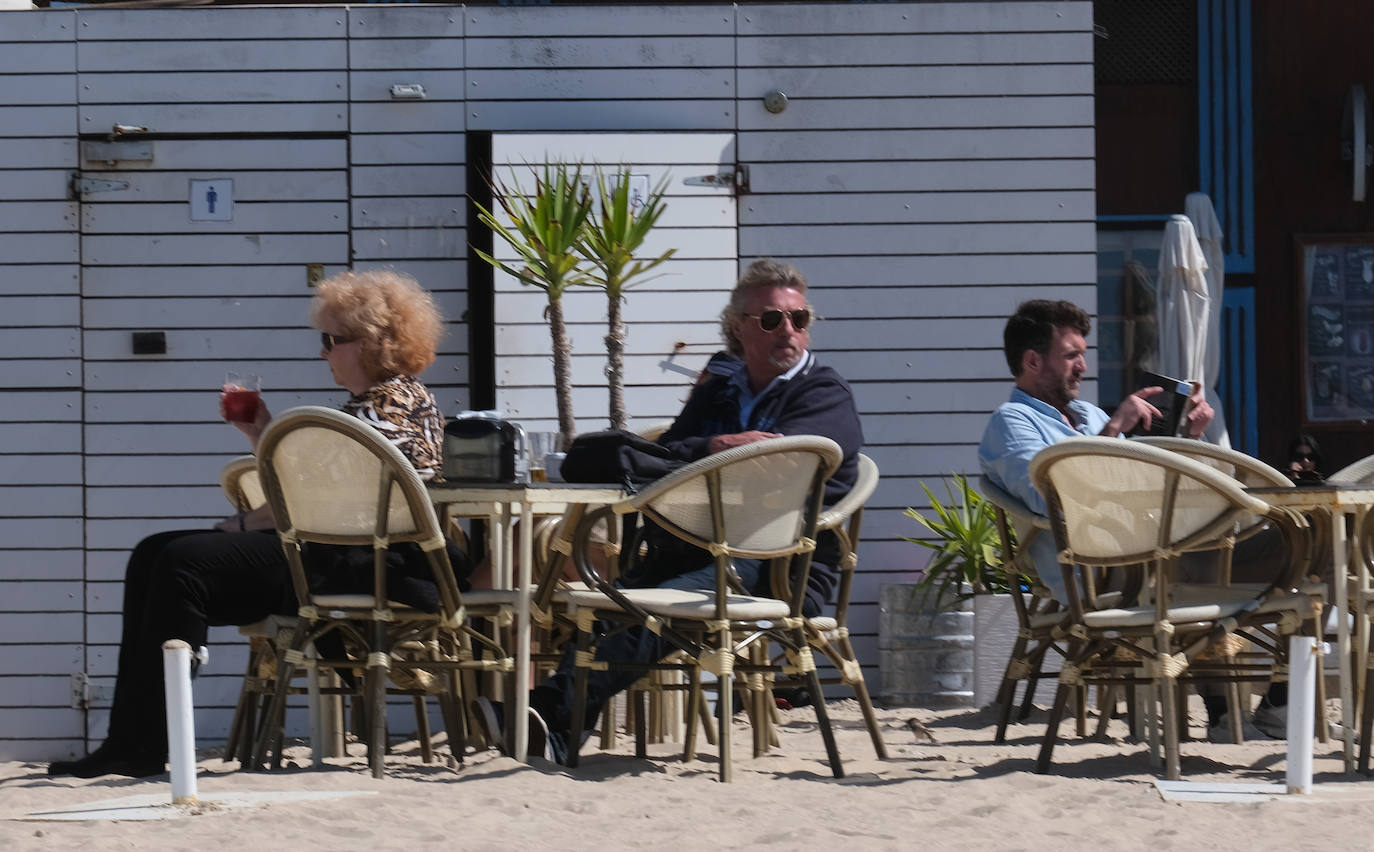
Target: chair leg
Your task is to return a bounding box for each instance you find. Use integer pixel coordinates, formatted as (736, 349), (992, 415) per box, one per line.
(683, 668), (701, 761)
(717, 666), (733, 783)
(1036, 680), (1073, 774)
(567, 621), (593, 769)
(634, 688), (648, 759)
(1160, 673), (1181, 781)
(806, 667), (844, 779)
(1174, 680), (1191, 743)
(253, 622), (306, 771)
(367, 624), (388, 779)
(414, 695), (433, 763)
(1019, 643), (1054, 722)
(1361, 654), (1374, 774)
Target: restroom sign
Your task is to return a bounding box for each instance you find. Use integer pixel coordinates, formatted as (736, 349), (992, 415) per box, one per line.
(190, 179), (233, 221)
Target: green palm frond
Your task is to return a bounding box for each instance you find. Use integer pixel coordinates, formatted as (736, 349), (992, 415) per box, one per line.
(902, 472), (1021, 611)
(472, 161), (594, 300)
(579, 168), (676, 299)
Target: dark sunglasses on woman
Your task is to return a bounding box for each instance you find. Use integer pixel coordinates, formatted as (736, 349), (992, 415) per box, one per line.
(321, 331), (357, 352)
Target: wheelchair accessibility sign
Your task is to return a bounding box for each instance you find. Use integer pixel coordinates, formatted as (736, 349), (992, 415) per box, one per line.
(190, 179), (233, 221)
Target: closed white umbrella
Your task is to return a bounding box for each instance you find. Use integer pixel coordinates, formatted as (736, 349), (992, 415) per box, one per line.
(1185, 192), (1231, 448)
(1156, 213), (1212, 436)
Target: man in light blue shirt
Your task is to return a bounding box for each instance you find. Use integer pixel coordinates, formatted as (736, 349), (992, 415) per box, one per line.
(978, 299), (1212, 600)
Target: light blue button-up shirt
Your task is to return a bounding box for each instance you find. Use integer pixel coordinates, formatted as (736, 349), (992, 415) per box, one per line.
(978, 387), (1112, 600)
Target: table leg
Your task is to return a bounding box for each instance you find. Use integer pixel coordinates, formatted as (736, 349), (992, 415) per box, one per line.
(1355, 506), (1370, 749)
(1333, 509), (1354, 773)
(514, 499), (533, 763)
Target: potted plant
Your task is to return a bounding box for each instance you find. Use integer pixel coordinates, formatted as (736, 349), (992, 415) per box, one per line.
(580, 168), (675, 431)
(879, 473), (1035, 708)
(472, 161), (594, 448)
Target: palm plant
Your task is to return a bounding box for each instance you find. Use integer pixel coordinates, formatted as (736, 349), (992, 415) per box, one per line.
(579, 169), (675, 430)
(903, 473), (1019, 611)
(472, 162), (594, 446)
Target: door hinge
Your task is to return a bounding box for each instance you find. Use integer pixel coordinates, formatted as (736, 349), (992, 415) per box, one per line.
(71, 173), (131, 196)
(683, 164), (749, 194)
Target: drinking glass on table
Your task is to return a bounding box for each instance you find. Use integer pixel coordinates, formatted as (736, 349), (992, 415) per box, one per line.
(221, 372), (262, 424)
(527, 431), (559, 482)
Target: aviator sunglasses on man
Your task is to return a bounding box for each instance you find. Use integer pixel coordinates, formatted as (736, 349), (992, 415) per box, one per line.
(321, 331), (357, 352)
(743, 307), (813, 333)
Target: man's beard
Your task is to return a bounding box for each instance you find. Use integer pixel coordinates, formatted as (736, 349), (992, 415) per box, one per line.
(768, 347), (802, 371)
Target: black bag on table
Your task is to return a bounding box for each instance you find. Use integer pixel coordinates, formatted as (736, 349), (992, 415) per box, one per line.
(558, 428), (689, 492)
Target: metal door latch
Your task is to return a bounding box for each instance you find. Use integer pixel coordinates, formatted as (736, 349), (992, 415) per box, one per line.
(684, 164), (749, 194)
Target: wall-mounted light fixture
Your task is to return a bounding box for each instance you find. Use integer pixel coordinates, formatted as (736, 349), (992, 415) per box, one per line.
(389, 83), (427, 100)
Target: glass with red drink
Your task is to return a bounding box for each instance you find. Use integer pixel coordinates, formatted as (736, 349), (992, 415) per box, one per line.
(221, 372), (262, 424)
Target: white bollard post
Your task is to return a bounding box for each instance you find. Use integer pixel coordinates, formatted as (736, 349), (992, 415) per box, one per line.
(1286, 636), (1324, 795)
(162, 639), (199, 805)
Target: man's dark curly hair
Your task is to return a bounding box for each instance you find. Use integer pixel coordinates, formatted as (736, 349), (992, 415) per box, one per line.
(1002, 299), (1091, 377)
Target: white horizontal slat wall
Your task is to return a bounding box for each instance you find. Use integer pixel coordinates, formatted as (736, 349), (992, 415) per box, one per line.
(348, 5), (470, 414)
(0, 2), (1098, 759)
(74, 6), (354, 752)
(735, 2), (1097, 684)
(0, 10), (84, 763)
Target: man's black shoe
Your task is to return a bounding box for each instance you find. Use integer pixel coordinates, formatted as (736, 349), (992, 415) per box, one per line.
(472, 696), (561, 763)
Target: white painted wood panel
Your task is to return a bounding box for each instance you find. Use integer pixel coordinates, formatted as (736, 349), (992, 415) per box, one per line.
(82, 202), (347, 234)
(350, 70), (465, 102)
(75, 7), (345, 40)
(0, 234), (77, 264)
(84, 328), (466, 360)
(80, 170), (348, 203)
(350, 102), (466, 134)
(351, 133), (465, 165)
(82, 356), (465, 393)
(737, 1), (1090, 36)
(348, 38), (463, 71)
(351, 165), (465, 196)
(0, 43), (75, 75)
(741, 96), (1095, 132)
(0, 644), (82, 675)
(0, 106), (74, 136)
(742, 222), (1095, 256)
(86, 454), (247, 487)
(0, 137), (78, 167)
(0, 390), (80, 422)
(0, 295), (78, 325)
(0, 170), (77, 199)
(738, 32), (1092, 67)
(0, 8), (73, 40)
(1, 73), (75, 106)
(79, 138), (347, 171)
(742, 191), (1094, 225)
(348, 6), (463, 39)
(467, 36), (733, 69)
(77, 40), (347, 73)
(351, 227), (466, 260)
(351, 198), (464, 229)
(0, 550), (83, 581)
(79, 103), (347, 136)
(471, 100), (735, 132)
(0, 201), (76, 231)
(82, 233), (348, 265)
(740, 64), (1092, 98)
(80, 71), (347, 104)
(811, 285), (1097, 318)
(468, 4), (732, 37)
(0, 581), (82, 611)
(87, 486), (232, 519)
(748, 160), (1094, 193)
(468, 68), (734, 101)
(785, 254), (1097, 288)
(742, 127), (1095, 161)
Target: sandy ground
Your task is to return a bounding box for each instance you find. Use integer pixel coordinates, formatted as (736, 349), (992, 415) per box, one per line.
(5, 699), (1374, 851)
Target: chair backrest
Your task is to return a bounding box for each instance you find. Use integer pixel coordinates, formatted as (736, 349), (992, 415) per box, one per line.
(795, 452), (878, 619)
(1131, 436), (1293, 488)
(1029, 436), (1271, 566)
(220, 455), (266, 512)
(630, 435), (843, 560)
(1328, 453), (1374, 484)
(256, 405), (458, 613)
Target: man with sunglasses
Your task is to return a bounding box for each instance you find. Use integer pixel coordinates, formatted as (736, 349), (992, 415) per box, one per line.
(484, 258), (864, 764)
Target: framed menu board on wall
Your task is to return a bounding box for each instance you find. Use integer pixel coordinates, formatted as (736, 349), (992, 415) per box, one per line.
(1300, 235), (1374, 423)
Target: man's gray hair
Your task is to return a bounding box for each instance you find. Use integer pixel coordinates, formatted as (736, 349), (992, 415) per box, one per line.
(719, 258), (809, 356)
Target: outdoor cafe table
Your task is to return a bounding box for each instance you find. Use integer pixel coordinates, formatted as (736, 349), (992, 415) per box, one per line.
(1247, 482), (1374, 772)
(424, 480), (625, 762)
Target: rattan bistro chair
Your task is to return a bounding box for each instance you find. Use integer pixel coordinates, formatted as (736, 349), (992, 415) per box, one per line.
(766, 452), (887, 758)
(976, 476), (1078, 742)
(252, 406), (513, 777)
(1029, 437), (1315, 780)
(562, 435), (844, 781)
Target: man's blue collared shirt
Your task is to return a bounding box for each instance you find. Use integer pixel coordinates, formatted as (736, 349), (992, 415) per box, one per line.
(978, 388), (1111, 600)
